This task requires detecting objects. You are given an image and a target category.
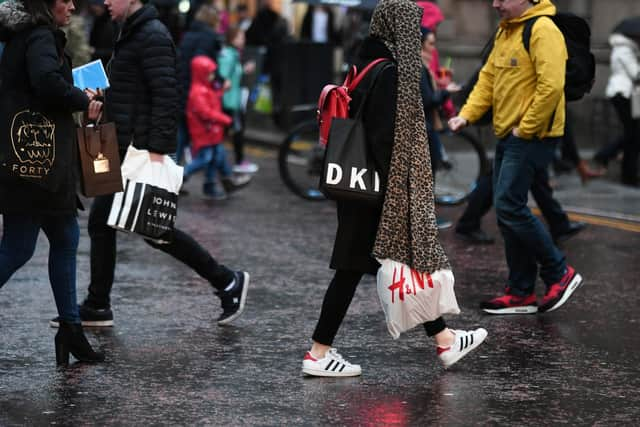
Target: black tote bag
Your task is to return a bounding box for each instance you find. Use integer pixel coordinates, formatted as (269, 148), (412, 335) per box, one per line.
(319, 61), (390, 205)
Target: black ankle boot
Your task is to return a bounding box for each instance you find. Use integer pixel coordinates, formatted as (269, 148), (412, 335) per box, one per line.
(55, 321), (105, 366)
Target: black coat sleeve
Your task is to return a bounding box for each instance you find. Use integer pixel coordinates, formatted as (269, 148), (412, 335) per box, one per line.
(140, 28), (178, 154)
(26, 28), (88, 112)
(420, 66), (449, 113)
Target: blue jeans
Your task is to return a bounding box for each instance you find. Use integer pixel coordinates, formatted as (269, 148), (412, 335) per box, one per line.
(0, 214), (80, 323)
(184, 145), (232, 185)
(493, 135), (566, 295)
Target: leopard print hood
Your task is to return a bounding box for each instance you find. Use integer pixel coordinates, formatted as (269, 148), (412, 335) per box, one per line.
(370, 0), (450, 273)
(0, 0), (37, 41)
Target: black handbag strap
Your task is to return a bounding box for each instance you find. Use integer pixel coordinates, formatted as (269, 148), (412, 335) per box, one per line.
(351, 60), (393, 122)
(349, 60), (393, 174)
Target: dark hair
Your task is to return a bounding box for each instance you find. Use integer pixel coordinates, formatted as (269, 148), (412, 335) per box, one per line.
(420, 26), (433, 43)
(225, 25), (242, 46)
(20, 0), (56, 27)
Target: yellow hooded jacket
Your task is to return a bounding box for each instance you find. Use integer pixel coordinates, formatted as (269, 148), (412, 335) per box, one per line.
(460, 0), (567, 140)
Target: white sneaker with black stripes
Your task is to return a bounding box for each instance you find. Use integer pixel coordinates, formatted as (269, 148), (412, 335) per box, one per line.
(438, 328), (488, 369)
(302, 348), (362, 377)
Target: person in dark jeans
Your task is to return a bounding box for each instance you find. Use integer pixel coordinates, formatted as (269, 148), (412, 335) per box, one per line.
(0, 0), (103, 366)
(449, 0), (583, 315)
(50, 0), (249, 329)
(455, 162), (587, 245)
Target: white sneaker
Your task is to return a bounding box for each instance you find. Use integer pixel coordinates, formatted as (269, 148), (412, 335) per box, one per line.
(302, 348), (362, 377)
(232, 161), (259, 174)
(438, 328), (488, 369)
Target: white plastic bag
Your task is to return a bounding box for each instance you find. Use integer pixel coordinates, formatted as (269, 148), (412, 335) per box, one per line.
(376, 258), (460, 339)
(107, 145), (183, 244)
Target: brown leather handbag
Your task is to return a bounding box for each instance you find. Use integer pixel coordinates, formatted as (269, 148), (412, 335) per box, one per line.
(76, 120), (123, 197)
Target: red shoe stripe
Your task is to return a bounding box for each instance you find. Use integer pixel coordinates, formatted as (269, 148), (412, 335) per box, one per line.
(437, 346), (450, 355)
(304, 352), (318, 362)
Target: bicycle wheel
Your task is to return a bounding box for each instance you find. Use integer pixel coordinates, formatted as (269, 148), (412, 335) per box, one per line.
(435, 129), (489, 205)
(278, 120), (326, 201)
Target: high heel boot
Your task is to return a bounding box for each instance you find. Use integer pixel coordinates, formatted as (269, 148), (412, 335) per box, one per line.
(55, 321), (105, 366)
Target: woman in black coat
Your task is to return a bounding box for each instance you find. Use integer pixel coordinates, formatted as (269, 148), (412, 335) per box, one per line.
(302, 0), (487, 377)
(0, 0), (104, 366)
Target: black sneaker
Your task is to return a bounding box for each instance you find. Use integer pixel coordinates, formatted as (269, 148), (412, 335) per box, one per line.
(552, 221), (587, 244)
(49, 305), (114, 328)
(216, 271), (250, 325)
(455, 228), (495, 245)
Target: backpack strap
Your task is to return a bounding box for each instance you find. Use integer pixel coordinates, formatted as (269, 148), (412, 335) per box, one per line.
(350, 58), (390, 91)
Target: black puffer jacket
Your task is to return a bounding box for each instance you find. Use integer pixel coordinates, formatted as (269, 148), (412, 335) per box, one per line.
(106, 5), (177, 156)
(0, 0), (88, 215)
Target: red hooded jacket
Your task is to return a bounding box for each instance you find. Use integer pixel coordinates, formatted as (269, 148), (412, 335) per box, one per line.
(186, 55), (232, 153)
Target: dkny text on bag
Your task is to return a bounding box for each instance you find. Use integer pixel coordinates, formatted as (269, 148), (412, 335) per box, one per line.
(319, 60), (391, 204)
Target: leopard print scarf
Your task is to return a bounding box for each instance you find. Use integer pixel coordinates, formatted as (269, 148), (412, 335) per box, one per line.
(370, 0), (450, 273)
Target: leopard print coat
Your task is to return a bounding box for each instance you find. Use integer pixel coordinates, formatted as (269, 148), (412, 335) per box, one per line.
(370, 0), (451, 274)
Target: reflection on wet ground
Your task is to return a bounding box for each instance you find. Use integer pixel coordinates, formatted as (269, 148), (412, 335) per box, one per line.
(1, 153), (639, 425)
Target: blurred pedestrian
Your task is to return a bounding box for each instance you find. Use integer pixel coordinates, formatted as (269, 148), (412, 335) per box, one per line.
(218, 25), (258, 173)
(235, 4), (251, 32)
(302, 0), (487, 378)
(245, 0), (289, 114)
(454, 161), (587, 245)
(176, 3), (223, 164)
(185, 55), (252, 199)
(416, 0), (456, 119)
(449, 0), (584, 314)
(49, 0), (250, 329)
(594, 27), (640, 187)
(301, 5), (339, 45)
(62, 7), (91, 66)
(0, 0), (104, 366)
(88, 0), (114, 67)
(420, 26), (459, 229)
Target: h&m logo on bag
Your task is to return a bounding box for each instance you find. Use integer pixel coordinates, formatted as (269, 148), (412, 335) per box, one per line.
(325, 163), (381, 192)
(388, 265), (434, 303)
(8, 110), (56, 178)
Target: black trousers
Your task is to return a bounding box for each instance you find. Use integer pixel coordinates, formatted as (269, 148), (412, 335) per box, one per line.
(456, 161), (570, 236)
(85, 193), (235, 308)
(611, 95), (639, 186)
(312, 270), (447, 346)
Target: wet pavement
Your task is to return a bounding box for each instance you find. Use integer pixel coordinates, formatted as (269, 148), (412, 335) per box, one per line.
(1, 145), (639, 426)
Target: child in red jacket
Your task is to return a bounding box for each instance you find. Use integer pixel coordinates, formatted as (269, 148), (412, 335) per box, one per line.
(185, 55), (251, 199)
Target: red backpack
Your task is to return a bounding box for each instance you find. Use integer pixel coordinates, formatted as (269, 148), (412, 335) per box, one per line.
(317, 58), (389, 147)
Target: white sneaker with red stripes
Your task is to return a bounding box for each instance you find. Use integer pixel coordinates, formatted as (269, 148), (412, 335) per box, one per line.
(437, 328), (488, 369)
(302, 348), (362, 377)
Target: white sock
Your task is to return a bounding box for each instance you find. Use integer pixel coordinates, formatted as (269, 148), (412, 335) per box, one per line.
(224, 279), (236, 292)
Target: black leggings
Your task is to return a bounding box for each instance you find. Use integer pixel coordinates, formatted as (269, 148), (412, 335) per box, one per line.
(312, 269), (447, 345)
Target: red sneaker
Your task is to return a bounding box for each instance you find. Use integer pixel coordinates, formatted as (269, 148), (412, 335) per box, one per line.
(539, 266), (583, 313)
(481, 288), (538, 314)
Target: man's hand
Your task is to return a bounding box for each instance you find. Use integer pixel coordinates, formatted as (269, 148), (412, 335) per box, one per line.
(447, 116), (468, 132)
(149, 152), (164, 163)
(512, 127), (520, 137)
